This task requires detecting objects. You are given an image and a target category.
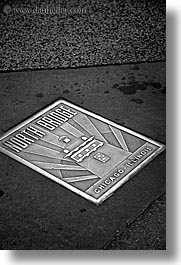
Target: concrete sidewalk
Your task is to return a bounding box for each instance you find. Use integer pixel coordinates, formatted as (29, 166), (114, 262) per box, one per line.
(0, 61), (165, 249)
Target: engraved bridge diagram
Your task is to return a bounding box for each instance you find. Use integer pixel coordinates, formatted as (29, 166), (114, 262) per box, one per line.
(0, 100), (165, 204)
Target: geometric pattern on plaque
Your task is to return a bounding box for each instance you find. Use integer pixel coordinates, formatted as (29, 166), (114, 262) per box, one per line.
(121, 131), (146, 152)
(17, 112), (146, 191)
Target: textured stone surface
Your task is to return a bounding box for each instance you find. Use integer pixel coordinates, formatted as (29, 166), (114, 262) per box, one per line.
(0, 0), (165, 71)
(104, 192), (166, 250)
(0, 62), (165, 249)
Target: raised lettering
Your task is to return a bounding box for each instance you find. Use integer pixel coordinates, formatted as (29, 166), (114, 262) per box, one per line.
(146, 146), (152, 151)
(10, 137), (29, 148)
(26, 126), (45, 137)
(110, 176), (116, 181)
(55, 109), (72, 119)
(49, 111), (68, 122)
(105, 179), (111, 185)
(60, 106), (77, 115)
(118, 169), (124, 174)
(94, 188), (100, 194)
(3, 141), (22, 152)
(114, 172), (120, 177)
(15, 134), (34, 144)
(135, 154), (143, 159)
(98, 184), (106, 190)
(140, 150), (147, 155)
(37, 120), (55, 131)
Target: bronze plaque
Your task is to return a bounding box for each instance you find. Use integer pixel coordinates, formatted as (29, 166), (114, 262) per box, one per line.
(0, 100), (165, 205)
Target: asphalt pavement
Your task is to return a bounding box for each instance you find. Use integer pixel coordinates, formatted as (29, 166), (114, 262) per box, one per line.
(0, 62), (166, 249)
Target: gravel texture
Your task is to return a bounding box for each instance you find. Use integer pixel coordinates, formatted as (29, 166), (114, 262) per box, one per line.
(0, 0), (165, 71)
(104, 192), (166, 250)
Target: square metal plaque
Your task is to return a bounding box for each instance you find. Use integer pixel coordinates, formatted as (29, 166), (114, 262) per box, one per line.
(0, 100), (165, 205)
